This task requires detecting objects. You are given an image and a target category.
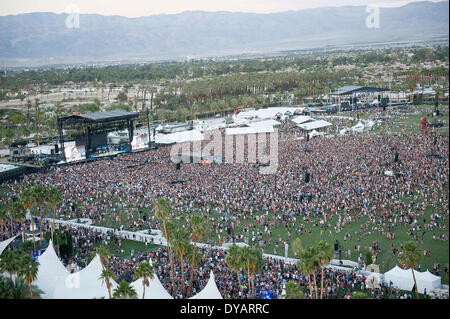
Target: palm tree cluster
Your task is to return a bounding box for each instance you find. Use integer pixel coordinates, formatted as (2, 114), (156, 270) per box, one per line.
(225, 245), (265, 298)
(0, 247), (41, 299)
(152, 198), (209, 298)
(293, 239), (333, 299)
(0, 185), (63, 255)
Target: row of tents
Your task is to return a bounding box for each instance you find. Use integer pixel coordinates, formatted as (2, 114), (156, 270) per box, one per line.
(1, 238), (222, 299)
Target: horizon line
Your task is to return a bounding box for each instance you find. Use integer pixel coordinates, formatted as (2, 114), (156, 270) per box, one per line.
(0, 0), (447, 19)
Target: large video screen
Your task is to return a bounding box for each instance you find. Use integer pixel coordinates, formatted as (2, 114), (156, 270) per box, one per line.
(64, 145), (86, 162)
(131, 133), (149, 150)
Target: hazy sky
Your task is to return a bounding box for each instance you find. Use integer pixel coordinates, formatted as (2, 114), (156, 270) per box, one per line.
(0, 0), (445, 17)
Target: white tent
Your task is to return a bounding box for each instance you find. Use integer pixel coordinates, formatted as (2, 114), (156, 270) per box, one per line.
(35, 240), (70, 298)
(308, 130), (324, 138)
(0, 235), (18, 256)
(155, 130), (204, 144)
(415, 270), (441, 294)
(384, 266), (441, 294)
(52, 254), (117, 299)
(189, 271), (223, 299)
(298, 120), (332, 131)
(384, 265), (414, 291)
(247, 119), (281, 128)
(130, 260), (173, 299)
(291, 115), (312, 125)
(226, 126), (274, 135)
(351, 122), (365, 133)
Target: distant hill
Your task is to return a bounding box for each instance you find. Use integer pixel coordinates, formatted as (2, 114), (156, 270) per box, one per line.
(0, 1), (448, 65)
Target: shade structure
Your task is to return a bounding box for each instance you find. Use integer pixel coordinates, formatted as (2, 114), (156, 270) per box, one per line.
(383, 265), (442, 294)
(226, 126), (274, 135)
(52, 254), (117, 299)
(415, 270), (441, 293)
(35, 240), (70, 298)
(247, 120), (281, 129)
(298, 120), (332, 131)
(189, 271), (223, 299)
(291, 115), (312, 125)
(155, 129), (204, 144)
(0, 235), (18, 256)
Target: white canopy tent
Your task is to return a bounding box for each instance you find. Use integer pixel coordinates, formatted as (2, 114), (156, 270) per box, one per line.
(226, 126), (274, 135)
(298, 120), (332, 131)
(189, 271), (223, 299)
(52, 254), (117, 299)
(291, 115), (312, 125)
(415, 270), (441, 293)
(0, 235), (18, 256)
(384, 265), (442, 294)
(351, 122), (365, 133)
(247, 119), (281, 128)
(308, 130), (324, 138)
(35, 240), (70, 298)
(130, 260), (173, 299)
(155, 130), (204, 144)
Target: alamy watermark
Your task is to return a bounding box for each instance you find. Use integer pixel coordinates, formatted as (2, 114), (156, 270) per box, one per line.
(170, 129), (279, 174)
(365, 5), (380, 29)
(65, 4), (80, 29)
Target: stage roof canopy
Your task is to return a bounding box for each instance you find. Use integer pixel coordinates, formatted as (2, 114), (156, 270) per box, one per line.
(331, 86), (389, 96)
(60, 110), (139, 124)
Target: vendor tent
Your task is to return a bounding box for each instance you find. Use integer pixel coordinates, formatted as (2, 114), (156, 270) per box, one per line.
(189, 271), (223, 299)
(415, 270), (441, 293)
(52, 254), (117, 299)
(384, 265), (442, 294)
(291, 115), (312, 125)
(308, 130), (324, 138)
(226, 126), (274, 135)
(298, 120), (332, 131)
(35, 240), (70, 298)
(247, 119), (281, 128)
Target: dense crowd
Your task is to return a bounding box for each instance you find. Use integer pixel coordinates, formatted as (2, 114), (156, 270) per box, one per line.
(0, 109), (448, 298)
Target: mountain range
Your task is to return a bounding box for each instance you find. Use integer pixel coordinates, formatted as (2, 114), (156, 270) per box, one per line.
(0, 1), (448, 66)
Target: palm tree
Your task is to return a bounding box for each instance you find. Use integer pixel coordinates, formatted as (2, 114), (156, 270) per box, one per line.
(11, 200), (27, 244)
(0, 203), (10, 240)
(398, 241), (422, 299)
(187, 214), (208, 297)
(99, 268), (115, 299)
(0, 275), (43, 299)
(316, 240), (333, 299)
(46, 187), (62, 242)
(134, 261), (155, 299)
(171, 230), (190, 297)
(112, 280), (138, 299)
(20, 189), (37, 255)
(17, 253), (39, 299)
(298, 246), (318, 299)
(225, 245), (243, 287)
(282, 281), (305, 299)
(95, 246), (110, 269)
(0, 250), (22, 280)
(34, 98), (40, 147)
(31, 185), (47, 251)
(152, 198), (176, 295)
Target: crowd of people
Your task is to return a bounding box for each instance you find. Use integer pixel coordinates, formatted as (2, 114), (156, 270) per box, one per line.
(0, 108), (448, 298)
